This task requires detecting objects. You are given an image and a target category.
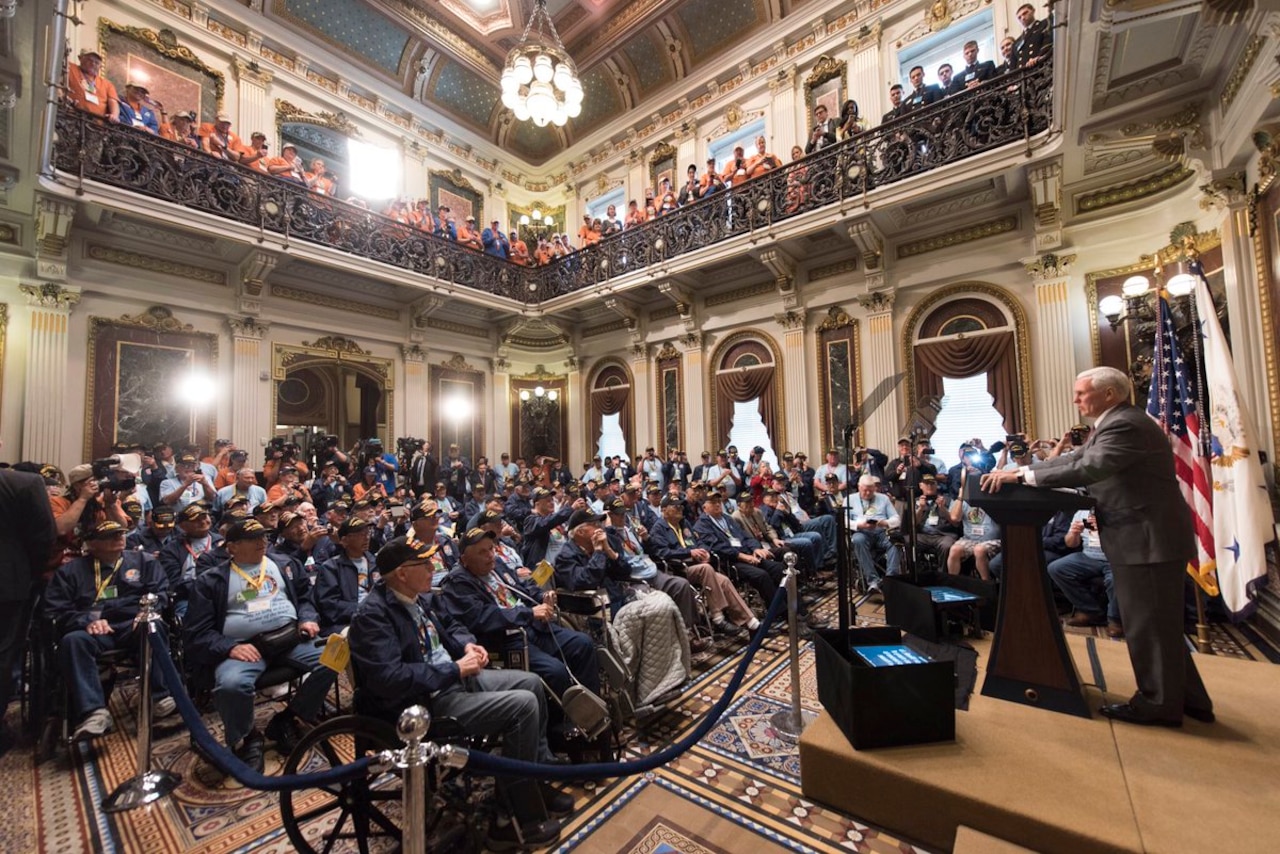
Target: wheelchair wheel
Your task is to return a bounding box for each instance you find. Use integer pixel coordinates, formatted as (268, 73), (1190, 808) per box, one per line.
(279, 715), (404, 854)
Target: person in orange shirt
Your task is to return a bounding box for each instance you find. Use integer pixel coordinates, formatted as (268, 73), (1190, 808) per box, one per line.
(200, 113), (245, 161)
(260, 142), (300, 179)
(657, 179), (677, 215)
(508, 230), (530, 265)
(577, 215), (600, 247)
(160, 111), (199, 147)
(65, 49), (119, 121)
(352, 466), (386, 502)
(700, 156), (725, 196)
(411, 199), (435, 233)
(239, 132), (270, 172)
(745, 135), (782, 180)
(266, 465), (312, 504)
(306, 158), (336, 196)
(625, 199), (646, 229)
(721, 145), (751, 187)
(456, 215), (483, 250)
(534, 237), (554, 265)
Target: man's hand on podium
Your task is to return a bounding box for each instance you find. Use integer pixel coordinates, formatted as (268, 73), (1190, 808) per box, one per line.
(979, 470), (1019, 493)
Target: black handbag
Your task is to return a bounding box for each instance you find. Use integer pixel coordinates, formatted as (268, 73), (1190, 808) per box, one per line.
(250, 619), (301, 659)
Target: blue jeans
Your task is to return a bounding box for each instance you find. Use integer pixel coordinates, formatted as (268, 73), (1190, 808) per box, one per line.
(851, 529), (900, 585)
(801, 515), (838, 562)
(213, 638), (333, 748)
(784, 533), (824, 572)
(60, 625), (170, 721)
(1047, 553), (1118, 623)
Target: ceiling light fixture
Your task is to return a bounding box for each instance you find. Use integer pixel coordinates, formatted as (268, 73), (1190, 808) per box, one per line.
(500, 0), (583, 128)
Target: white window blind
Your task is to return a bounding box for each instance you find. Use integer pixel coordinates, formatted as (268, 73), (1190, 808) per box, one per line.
(930, 374), (1006, 469)
(727, 399), (778, 469)
(597, 413), (628, 463)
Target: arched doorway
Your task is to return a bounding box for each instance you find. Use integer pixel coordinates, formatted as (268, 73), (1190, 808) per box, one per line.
(708, 331), (784, 459)
(272, 337), (394, 465)
(588, 361), (633, 463)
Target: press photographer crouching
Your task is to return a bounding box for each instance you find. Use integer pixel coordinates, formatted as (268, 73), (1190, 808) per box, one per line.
(184, 519), (336, 771)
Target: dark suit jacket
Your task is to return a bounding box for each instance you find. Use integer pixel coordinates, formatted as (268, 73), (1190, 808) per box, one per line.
(950, 61), (996, 93)
(805, 119), (838, 153)
(647, 518), (699, 563)
(438, 563), (542, 651)
(0, 469), (54, 602)
(1030, 404), (1194, 565)
(902, 84), (943, 112)
(45, 550), (168, 634)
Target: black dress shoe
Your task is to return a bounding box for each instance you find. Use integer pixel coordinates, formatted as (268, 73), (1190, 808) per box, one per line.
(1099, 703), (1181, 727)
(540, 783), (575, 817)
(1184, 706), (1216, 724)
(234, 730), (266, 772)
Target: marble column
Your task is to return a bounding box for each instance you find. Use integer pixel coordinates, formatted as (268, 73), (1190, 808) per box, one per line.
(768, 65), (799, 157)
(232, 57), (275, 146)
(630, 344), (651, 452)
(492, 356), (512, 457)
(20, 283), (80, 465)
(681, 333), (708, 452)
(858, 293), (897, 450)
(566, 355), (584, 464)
(847, 25), (882, 127)
(227, 316), (271, 455)
(775, 310), (808, 453)
(401, 344), (429, 440)
(1027, 253), (1077, 438)
(676, 119), (699, 173)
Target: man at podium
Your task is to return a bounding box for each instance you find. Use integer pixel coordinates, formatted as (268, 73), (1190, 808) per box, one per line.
(979, 367), (1213, 728)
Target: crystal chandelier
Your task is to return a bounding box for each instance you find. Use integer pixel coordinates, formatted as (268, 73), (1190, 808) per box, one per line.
(500, 0), (583, 128)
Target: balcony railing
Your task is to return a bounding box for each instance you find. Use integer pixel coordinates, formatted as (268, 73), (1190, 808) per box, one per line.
(50, 62), (1052, 305)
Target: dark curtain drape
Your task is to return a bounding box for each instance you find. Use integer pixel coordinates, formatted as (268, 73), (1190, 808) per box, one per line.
(715, 363), (777, 447)
(591, 384), (631, 458)
(914, 331), (1020, 432)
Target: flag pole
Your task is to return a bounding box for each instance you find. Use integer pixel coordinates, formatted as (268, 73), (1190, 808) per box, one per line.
(1184, 260), (1214, 654)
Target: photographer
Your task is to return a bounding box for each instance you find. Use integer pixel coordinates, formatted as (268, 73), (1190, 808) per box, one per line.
(1048, 511), (1122, 637)
(912, 474), (958, 566)
(266, 465), (312, 506)
(263, 440), (309, 487)
(312, 434), (350, 479)
(885, 437), (938, 504)
(215, 447), (252, 489)
(362, 438), (399, 494)
(444, 443), (472, 502)
(53, 463), (133, 564)
(996, 434), (1035, 471)
(311, 460), (351, 514)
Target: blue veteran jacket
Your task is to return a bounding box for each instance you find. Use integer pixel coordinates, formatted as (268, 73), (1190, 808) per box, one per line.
(314, 550), (378, 634)
(692, 513), (761, 564)
(438, 562), (545, 650)
(646, 517), (698, 563)
(45, 551), (169, 635)
(183, 558), (318, 666)
(521, 503), (574, 568)
(552, 534), (630, 613)
(157, 532), (226, 596)
(348, 583), (473, 722)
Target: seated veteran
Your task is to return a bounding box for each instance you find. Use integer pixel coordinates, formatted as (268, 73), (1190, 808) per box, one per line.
(648, 495), (758, 636)
(848, 475), (902, 595)
(522, 487), (582, 568)
(911, 474), (959, 566)
(692, 491), (782, 610)
(946, 493), (1001, 582)
(270, 510), (325, 587)
(215, 466), (267, 515)
(461, 482), (488, 528)
(602, 497), (704, 650)
(349, 535), (569, 847)
(503, 476), (535, 530)
(184, 519), (336, 770)
(762, 478), (836, 566)
(620, 483), (659, 530)
(45, 521), (177, 741)
(408, 498), (460, 586)
(732, 497), (811, 570)
(127, 503), (176, 557)
(313, 516), (378, 635)
(158, 502), (223, 619)
(267, 465), (312, 506)
(1049, 512), (1123, 638)
(440, 525), (600, 702)
(159, 452), (216, 510)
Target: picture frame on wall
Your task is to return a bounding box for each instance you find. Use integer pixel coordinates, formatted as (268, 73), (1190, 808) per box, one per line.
(804, 55), (847, 131)
(430, 168), (483, 223)
(649, 142), (677, 197)
(98, 19), (224, 125)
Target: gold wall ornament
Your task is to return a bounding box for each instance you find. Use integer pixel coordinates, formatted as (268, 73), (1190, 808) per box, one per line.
(98, 19), (226, 108)
(1248, 183), (1280, 481)
(430, 167), (478, 194)
(115, 305), (196, 332)
(896, 216), (1018, 258)
(1075, 165), (1195, 212)
(817, 305), (855, 331)
(274, 99), (361, 137)
(857, 292), (895, 312)
(928, 0), (952, 31)
(1221, 34), (1266, 114)
(803, 54), (847, 131)
(900, 282), (1034, 438)
(725, 103), (744, 132)
(441, 353), (482, 373)
(655, 341), (680, 361)
(301, 335), (370, 355)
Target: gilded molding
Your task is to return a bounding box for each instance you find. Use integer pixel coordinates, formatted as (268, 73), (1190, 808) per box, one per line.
(809, 259), (857, 281)
(653, 343), (685, 455)
(426, 316), (490, 339)
(817, 305), (855, 331)
(275, 98), (361, 137)
(1221, 35), (1266, 114)
(0, 222), (19, 245)
(705, 280), (774, 307)
(301, 335), (369, 355)
(1075, 166), (1194, 213)
(441, 353), (482, 373)
(430, 168), (479, 195)
(1249, 186), (1280, 481)
(804, 54), (846, 129)
(19, 282), (80, 310)
(271, 284), (400, 320)
(271, 340), (394, 440)
(655, 342), (680, 361)
(815, 314), (862, 452)
(98, 19), (225, 107)
(227, 316), (270, 338)
(900, 282), (1035, 438)
(1024, 253), (1076, 282)
(87, 244), (227, 285)
(583, 319), (631, 338)
(896, 216), (1018, 258)
(113, 305), (196, 332)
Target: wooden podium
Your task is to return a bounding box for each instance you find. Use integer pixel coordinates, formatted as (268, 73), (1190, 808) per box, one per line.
(963, 479), (1095, 717)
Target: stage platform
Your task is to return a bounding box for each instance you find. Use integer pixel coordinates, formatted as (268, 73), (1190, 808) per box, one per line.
(799, 632), (1280, 853)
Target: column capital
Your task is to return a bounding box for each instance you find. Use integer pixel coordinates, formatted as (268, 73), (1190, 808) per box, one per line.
(20, 282), (80, 310)
(680, 331), (703, 352)
(848, 19), (882, 51)
(227, 315), (270, 338)
(1023, 252), (1076, 282)
(774, 309), (807, 330)
(401, 343), (427, 363)
(1198, 170), (1248, 213)
(631, 342), (649, 361)
(232, 54), (274, 88)
(857, 290), (895, 314)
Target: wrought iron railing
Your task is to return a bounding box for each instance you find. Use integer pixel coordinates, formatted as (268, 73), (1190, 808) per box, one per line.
(50, 62), (1052, 304)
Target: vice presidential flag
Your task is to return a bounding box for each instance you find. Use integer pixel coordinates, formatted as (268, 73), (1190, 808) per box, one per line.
(1193, 264), (1274, 618)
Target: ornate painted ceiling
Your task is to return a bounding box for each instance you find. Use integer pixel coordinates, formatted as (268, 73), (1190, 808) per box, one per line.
(262, 0), (790, 165)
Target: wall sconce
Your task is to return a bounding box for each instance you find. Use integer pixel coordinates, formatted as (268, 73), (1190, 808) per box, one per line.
(1099, 274), (1155, 331)
(519, 385), (559, 402)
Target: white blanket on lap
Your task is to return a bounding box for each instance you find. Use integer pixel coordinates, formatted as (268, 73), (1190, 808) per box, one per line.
(612, 589), (691, 706)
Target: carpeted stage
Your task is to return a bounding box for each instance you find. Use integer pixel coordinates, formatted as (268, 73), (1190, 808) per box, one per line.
(800, 631), (1280, 854)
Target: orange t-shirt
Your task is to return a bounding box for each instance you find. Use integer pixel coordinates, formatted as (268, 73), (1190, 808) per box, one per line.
(66, 64), (118, 118)
(746, 153), (781, 179)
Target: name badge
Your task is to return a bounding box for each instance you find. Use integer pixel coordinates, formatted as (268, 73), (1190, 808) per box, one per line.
(239, 588), (258, 601)
(247, 596), (272, 613)
(133, 118), (146, 128)
(969, 525), (986, 538)
(100, 586), (117, 601)
(728, 537), (742, 548)
(84, 92), (99, 104)
(926, 512), (939, 528)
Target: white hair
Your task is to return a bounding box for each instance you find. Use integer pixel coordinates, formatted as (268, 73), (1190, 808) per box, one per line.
(1077, 366), (1132, 400)
(858, 474), (880, 487)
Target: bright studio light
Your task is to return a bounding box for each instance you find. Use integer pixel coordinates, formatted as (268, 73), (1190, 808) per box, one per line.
(175, 371), (215, 408)
(446, 393), (474, 421)
(346, 139), (401, 201)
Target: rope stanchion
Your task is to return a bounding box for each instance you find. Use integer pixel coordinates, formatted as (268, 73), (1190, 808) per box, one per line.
(461, 585), (789, 782)
(769, 554), (817, 742)
(147, 630), (378, 791)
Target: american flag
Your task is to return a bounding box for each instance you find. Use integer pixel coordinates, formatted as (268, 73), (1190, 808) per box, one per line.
(1145, 292), (1217, 594)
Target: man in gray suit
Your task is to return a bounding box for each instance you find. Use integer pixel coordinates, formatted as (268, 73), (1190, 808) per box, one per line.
(980, 367), (1213, 727)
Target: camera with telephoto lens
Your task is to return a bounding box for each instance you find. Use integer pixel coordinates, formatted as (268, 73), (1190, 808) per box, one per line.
(266, 436), (287, 458)
(1069, 425), (1092, 446)
(91, 456), (137, 493)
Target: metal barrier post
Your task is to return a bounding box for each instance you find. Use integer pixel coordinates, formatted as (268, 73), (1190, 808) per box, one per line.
(396, 705), (431, 854)
(769, 554), (816, 742)
(103, 593), (182, 812)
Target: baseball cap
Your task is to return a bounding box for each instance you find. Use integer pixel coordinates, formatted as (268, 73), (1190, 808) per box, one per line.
(566, 509), (604, 529)
(605, 496), (627, 514)
(411, 499), (441, 520)
(338, 516), (370, 536)
(375, 536), (439, 575)
(178, 503), (210, 522)
(459, 527), (497, 551)
(225, 519), (271, 542)
(85, 520), (127, 540)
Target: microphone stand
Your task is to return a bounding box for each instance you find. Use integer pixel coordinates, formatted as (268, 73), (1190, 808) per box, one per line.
(899, 455), (923, 583)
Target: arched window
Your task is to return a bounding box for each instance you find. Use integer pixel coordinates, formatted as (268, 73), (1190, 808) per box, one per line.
(588, 362), (633, 463)
(904, 286), (1033, 456)
(709, 333), (783, 456)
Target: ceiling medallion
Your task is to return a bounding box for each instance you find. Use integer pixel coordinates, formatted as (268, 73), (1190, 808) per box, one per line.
(500, 0), (583, 128)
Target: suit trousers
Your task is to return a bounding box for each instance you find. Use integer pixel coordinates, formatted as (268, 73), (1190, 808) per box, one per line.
(1111, 560), (1212, 717)
(648, 570), (699, 631)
